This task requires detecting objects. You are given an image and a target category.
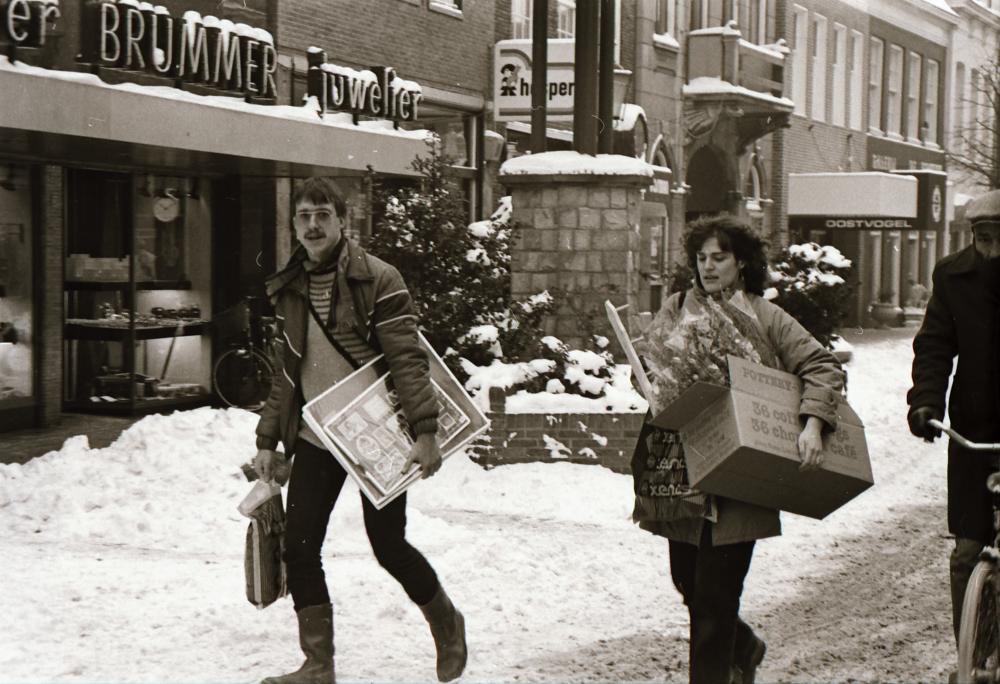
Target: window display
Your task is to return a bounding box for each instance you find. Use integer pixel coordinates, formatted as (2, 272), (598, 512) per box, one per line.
(64, 170), (213, 413)
(0, 164), (33, 409)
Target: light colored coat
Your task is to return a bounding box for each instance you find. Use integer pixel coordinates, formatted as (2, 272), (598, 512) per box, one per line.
(636, 290), (846, 546)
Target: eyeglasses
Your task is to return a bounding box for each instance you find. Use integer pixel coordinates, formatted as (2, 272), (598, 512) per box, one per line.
(293, 209), (336, 228)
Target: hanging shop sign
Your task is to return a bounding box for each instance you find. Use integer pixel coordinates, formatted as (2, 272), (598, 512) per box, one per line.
(305, 48), (422, 122)
(2, 0), (278, 100)
(493, 39), (576, 123)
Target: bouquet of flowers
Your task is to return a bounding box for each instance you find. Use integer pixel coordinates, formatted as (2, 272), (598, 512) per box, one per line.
(636, 292), (762, 415)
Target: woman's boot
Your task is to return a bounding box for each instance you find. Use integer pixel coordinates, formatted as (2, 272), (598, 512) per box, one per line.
(418, 587), (467, 682)
(261, 604), (335, 684)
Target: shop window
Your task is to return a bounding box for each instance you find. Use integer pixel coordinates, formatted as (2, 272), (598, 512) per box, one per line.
(65, 170), (213, 412)
(0, 165), (34, 409)
(869, 37), (884, 132)
(557, 0), (576, 38)
(512, 0), (532, 39)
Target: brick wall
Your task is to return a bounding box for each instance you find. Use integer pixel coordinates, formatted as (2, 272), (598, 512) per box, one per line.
(278, 0), (494, 97)
(469, 390), (645, 474)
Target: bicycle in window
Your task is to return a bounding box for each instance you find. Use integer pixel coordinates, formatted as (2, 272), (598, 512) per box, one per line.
(212, 298), (277, 412)
(930, 419), (1000, 683)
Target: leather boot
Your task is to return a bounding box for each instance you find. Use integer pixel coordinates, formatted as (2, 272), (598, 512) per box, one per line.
(732, 619), (766, 684)
(261, 604), (335, 684)
(418, 587), (467, 682)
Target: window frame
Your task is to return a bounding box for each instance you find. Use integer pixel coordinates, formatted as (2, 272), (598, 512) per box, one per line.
(887, 43), (904, 138)
(869, 37), (884, 133)
(849, 30), (864, 130)
(557, 0), (575, 39)
(905, 51), (922, 142)
(511, 0), (531, 39)
(832, 23), (847, 126)
(923, 57), (939, 146)
(791, 5), (809, 117)
(810, 14), (827, 122)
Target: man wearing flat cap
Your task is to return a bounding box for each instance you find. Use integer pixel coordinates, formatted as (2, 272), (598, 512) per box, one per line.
(908, 187), (1000, 647)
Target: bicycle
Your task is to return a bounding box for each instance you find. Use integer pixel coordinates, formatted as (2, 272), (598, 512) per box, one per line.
(213, 299), (277, 412)
(929, 419), (1000, 683)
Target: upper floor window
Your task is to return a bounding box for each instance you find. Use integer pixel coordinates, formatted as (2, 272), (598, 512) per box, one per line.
(869, 38), (884, 132)
(429, 0), (462, 14)
(887, 44), (904, 136)
(734, 0), (767, 44)
(512, 0), (532, 39)
(905, 52), (922, 141)
(655, 0), (675, 37)
(557, 0), (576, 38)
(954, 62), (966, 152)
(924, 58), (939, 145)
(791, 5), (808, 116)
(810, 15), (827, 122)
(832, 23), (847, 126)
(849, 30), (864, 130)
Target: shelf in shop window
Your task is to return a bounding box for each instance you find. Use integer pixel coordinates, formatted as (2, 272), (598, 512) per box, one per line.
(64, 322), (208, 341)
(65, 280), (193, 291)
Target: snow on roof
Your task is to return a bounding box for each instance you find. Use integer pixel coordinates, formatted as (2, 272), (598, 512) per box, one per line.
(683, 76), (794, 109)
(954, 192), (976, 207)
(0, 56), (432, 141)
(919, 0), (959, 16)
(500, 150), (654, 177)
(614, 104), (644, 133)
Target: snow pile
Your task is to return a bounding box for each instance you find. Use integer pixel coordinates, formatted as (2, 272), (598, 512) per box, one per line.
(0, 407), (258, 552)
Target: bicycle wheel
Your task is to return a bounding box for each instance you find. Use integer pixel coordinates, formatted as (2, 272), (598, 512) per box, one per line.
(959, 560), (1000, 683)
(213, 347), (275, 412)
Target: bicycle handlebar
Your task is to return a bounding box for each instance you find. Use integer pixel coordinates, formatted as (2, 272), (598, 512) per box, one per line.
(928, 419), (1000, 451)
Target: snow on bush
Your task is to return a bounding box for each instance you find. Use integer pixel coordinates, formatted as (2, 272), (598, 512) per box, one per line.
(767, 242), (856, 349)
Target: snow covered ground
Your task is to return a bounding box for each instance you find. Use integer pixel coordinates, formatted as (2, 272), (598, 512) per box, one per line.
(0, 328), (949, 683)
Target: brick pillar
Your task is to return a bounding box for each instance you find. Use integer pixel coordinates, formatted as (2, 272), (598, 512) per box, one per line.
(500, 170), (651, 352)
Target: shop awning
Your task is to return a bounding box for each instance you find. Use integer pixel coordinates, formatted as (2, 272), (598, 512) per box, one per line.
(0, 58), (430, 178)
(788, 173), (918, 217)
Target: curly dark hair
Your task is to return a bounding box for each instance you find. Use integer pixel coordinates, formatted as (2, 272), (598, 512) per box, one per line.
(682, 215), (770, 295)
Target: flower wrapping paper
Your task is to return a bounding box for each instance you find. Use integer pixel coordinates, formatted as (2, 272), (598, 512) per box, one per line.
(636, 291), (763, 415)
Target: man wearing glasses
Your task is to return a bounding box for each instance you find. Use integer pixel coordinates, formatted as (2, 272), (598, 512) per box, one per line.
(253, 177), (467, 684)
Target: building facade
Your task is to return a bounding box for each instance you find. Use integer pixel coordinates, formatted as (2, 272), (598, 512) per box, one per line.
(0, 0), (464, 431)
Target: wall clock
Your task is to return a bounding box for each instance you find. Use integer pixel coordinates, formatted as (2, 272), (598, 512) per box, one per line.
(153, 194), (180, 223)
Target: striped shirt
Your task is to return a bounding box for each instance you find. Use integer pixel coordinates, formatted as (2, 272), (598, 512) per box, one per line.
(308, 267), (380, 367)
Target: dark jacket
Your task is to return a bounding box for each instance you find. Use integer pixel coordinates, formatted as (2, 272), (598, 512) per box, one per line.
(636, 290), (846, 546)
(908, 245), (1000, 545)
(255, 240), (439, 457)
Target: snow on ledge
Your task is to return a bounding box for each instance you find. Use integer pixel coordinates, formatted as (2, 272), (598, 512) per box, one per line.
(500, 150), (654, 177)
(683, 76), (794, 109)
(0, 55), (432, 141)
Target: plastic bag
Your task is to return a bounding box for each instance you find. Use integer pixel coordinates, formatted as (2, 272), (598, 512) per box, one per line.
(239, 480), (288, 610)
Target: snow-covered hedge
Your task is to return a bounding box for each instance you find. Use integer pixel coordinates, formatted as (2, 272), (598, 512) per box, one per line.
(765, 243), (856, 349)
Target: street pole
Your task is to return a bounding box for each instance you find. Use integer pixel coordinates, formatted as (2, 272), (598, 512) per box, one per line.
(530, 0), (549, 154)
(573, 0), (599, 155)
(597, 0), (615, 154)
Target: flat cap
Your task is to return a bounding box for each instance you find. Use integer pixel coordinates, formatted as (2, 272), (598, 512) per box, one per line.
(965, 189), (1000, 226)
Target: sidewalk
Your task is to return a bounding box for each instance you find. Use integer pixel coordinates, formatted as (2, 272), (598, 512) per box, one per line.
(0, 414), (142, 465)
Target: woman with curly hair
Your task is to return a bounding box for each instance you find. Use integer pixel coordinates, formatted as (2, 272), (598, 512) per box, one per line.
(630, 215), (845, 683)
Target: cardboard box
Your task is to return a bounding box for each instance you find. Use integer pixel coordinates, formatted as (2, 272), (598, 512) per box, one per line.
(649, 355), (872, 520)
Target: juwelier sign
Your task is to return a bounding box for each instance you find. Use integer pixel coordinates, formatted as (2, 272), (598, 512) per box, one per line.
(305, 49), (422, 122)
(494, 38), (575, 122)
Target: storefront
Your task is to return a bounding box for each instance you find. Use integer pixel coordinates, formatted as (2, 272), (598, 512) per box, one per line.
(0, 0), (429, 429)
(787, 165), (947, 327)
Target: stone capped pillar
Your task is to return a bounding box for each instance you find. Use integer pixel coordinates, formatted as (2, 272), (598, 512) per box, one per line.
(499, 152), (653, 351)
